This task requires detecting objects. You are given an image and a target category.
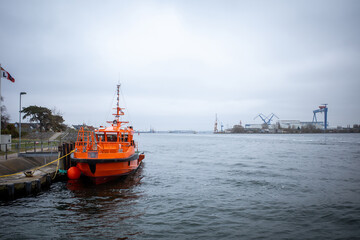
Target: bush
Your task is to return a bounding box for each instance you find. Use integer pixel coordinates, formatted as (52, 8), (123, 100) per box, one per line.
(1, 124), (19, 138)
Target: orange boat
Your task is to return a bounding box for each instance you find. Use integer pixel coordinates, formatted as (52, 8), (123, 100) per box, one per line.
(71, 84), (145, 184)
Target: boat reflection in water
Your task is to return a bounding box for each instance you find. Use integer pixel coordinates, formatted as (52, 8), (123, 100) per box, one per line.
(66, 162), (144, 198)
(62, 164), (145, 239)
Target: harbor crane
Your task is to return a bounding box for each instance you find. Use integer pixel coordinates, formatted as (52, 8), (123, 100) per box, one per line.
(312, 104), (328, 130)
(214, 114), (224, 133)
(254, 113), (279, 125)
(214, 114), (218, 133)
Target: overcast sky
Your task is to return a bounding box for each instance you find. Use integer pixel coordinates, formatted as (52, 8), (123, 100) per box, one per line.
(1, 0), (359, 131)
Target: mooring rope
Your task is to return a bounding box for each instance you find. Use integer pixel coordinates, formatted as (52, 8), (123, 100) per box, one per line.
(0, 150), (75, 178)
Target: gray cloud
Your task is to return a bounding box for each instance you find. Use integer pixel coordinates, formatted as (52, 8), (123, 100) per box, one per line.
(1, 0), (359, 131)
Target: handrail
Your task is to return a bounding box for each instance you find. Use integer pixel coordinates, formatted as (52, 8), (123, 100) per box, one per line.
(0, 140), (60, 160)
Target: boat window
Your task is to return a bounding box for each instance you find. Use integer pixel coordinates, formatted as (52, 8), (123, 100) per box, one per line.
(96, 133), (105, 142)
(107, 133), (117, 142)
(119, 133), (129, 142)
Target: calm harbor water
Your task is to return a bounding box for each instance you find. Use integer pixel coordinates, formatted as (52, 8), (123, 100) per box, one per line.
(1, 133), (360, 239)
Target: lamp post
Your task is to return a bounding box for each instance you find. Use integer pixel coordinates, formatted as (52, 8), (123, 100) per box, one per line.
(19, 92), (26, 151)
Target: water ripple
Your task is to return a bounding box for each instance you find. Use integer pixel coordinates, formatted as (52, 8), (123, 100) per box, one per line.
(1, 133), (360, 239)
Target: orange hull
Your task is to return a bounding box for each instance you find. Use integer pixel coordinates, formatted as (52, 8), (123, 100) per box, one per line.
(73, 154), (144, 184)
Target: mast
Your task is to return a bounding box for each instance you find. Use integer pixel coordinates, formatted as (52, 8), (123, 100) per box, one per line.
(111, 84), (128, 128)
(116, 84), (120, 123)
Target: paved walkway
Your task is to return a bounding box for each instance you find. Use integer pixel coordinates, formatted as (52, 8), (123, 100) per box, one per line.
(0, 152), (58, 176)
(0, 152), (18, 161)
(49, 132), (63, 141)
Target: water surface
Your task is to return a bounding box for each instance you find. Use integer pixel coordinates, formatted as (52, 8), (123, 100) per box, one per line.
(1, 133), (359, 239)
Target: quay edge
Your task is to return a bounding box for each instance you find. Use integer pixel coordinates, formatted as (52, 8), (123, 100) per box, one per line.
(0, 143), (75, 201)
(0, 163), (59, 201)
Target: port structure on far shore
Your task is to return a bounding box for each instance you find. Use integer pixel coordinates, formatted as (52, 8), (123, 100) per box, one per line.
(312, 104), (328, 130)
(213, 114), (224, 133)
(254, 113), (279, 126)
(214, 114), (218, 133)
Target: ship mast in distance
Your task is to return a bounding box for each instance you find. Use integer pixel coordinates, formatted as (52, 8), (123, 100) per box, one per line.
(214, 114), (218, 133)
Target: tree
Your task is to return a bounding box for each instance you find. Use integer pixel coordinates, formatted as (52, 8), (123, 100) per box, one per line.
(49, 113), (67, 131)
(1, 96), (10, 131)
(3, 124), (19, 138)
(301, 124), (322, 133)
(22, 105), (66, 132)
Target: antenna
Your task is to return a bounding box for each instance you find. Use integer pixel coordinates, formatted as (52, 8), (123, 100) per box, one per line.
(108, 84), (128, 127)
(116, 84), (120, 121)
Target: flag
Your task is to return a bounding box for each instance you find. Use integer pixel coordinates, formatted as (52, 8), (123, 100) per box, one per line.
(1, 67), (15, 82)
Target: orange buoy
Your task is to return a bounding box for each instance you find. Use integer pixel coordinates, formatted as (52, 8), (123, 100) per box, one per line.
(67, 166), (81, 180)
(138, 154), (145, 161)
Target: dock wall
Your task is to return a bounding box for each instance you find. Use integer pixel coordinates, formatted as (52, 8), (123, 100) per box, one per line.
(0, 143), (75, 201)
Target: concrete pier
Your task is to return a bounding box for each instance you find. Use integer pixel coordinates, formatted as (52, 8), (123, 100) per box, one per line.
(0, 162), (59, 200)
(0, 152), (60, 201)
(0, 143), (75, 201)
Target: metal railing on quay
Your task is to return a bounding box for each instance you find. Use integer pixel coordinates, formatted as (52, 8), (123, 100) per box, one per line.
(0, 140), (61, 160)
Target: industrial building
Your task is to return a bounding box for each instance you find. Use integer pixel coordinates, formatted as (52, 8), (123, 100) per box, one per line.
(245, 120), (324, 130)
(277, 120), (324, 129)
(247, 105), (328, 130)
(220, 105), (330, 133)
